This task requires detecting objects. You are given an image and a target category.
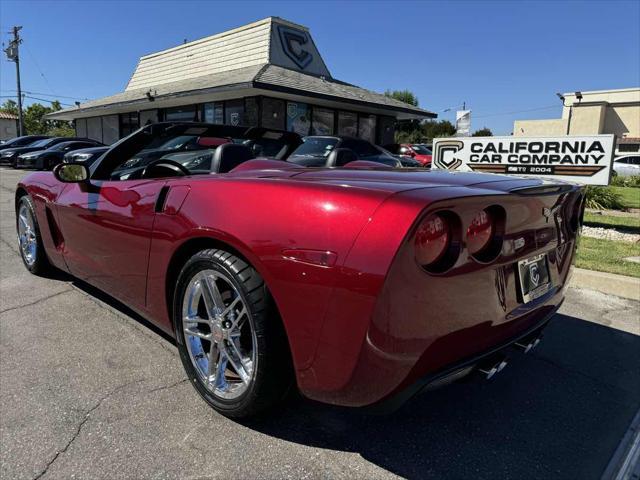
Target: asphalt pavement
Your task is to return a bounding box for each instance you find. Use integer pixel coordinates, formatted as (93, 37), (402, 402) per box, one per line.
(1, 167), (639, 480)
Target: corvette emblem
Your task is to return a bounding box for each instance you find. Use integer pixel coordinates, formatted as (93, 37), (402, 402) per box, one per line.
(542, 204), (561, 223)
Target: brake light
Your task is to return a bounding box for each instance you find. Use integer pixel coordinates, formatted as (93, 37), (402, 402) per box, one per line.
(467, 210), (494, 255)
(415, 213), (450, 266)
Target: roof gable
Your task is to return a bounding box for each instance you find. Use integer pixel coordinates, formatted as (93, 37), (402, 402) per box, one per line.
(125, 17), (330, 92)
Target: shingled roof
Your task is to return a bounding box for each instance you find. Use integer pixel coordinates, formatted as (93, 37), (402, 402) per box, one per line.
(48, 17), (434, 121)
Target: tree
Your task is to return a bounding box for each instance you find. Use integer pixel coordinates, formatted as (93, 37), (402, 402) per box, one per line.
(385, 89), (419, 107)
(423, 120), (456, 140)
(472, 127), (493, 137)
(0, 100), (18, 116)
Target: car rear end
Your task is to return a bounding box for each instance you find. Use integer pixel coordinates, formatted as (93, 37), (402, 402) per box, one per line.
(303, 178), (584, 408)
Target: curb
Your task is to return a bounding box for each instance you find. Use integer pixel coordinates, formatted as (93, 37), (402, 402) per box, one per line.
(570, 268), (640, 301)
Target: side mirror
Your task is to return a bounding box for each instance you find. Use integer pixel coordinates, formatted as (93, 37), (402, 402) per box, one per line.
(53, 163), (89, 183)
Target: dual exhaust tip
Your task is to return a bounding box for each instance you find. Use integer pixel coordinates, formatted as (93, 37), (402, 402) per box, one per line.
(476, 333), (543, 380)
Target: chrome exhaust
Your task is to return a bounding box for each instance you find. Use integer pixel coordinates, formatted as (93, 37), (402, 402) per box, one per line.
(477, 356), (508, 380)
(514, 334), (543, 353)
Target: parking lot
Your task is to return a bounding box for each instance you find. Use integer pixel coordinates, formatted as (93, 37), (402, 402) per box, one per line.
(0, 166), (638, 480)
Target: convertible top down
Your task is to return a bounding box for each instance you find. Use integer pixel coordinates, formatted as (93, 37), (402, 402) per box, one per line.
(15, 122), (584, 417)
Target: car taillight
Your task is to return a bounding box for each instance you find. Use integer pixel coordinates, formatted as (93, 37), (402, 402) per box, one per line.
(467, 209), (494, 255)
(415, 213), (450, 266)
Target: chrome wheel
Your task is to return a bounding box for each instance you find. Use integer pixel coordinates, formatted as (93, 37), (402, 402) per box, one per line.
(182, 270), (257, 400)
(17, 203), (37, 267)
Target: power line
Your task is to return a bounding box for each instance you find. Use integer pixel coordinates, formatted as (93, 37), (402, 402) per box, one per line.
(474, 105), (559, 119)
(3, 89), (88, 101)
(23, 41), (56, 96)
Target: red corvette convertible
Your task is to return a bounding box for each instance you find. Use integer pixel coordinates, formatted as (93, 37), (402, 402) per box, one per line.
(15, 122), (584, 418)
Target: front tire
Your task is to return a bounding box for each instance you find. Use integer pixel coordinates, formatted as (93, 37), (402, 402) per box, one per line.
(16, 195), (52, 275)
(174, 249), (293, 418)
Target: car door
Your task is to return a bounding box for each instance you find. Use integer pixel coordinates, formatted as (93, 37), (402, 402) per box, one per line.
(55, 177), (166, 308)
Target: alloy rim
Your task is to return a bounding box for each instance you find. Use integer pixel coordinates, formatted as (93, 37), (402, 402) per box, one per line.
(182, 269), (257, 399)
(17, 204), (37, 267)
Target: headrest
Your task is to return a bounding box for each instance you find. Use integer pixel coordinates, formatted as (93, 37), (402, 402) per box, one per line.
(211, 143), (254, 173)
(325, 148), (358, 167)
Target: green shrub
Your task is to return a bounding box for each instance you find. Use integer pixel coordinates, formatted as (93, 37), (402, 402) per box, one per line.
(610, 175), (640, 188)
(585, 186), (626, 210)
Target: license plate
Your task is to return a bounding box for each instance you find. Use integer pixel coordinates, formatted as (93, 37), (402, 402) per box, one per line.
(517, 254), (551, 303)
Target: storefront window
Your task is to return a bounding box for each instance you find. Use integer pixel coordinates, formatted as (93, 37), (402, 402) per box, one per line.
(338, 111), (357, 137)
(286, 102), (310, 136)
(119, 112), (140, 137)
(225, 99), (245, 126)
(102, 115), (119, 145)
(139, 110), (158, 127)
(87, 117), (102, 142)
(261, 97), (285, 130)
(75, 118), (87, 138)
(245, 98), (260, 127)
(164, 106), (197, 122)
(358, 114), (376, 143)
(378, 116), (395, 145)
(203, 103), (224, 124)
(312, 108), (334, 135)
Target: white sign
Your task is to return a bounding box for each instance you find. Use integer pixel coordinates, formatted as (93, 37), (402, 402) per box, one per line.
(455, 110), (471, 137)
(432, 135), (616, 185)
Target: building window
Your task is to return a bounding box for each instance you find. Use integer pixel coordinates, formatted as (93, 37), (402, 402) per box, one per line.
(139, 110), (159, 127)
(378, 116), (395, 145)
(87, 117), (102, 142)
(75, 118), (87, 138)
(102, 115), (119, 145)
(164, 106), (197, 122)
(286, 102), (310, 136)
(312, 107), (334, 135)
(119, 112), (140, 137)
(225, 99), (245, 126)
(338, 111), (357, 137)
(261, 97), (285, 130)
(245, 98), (260, 126)
(618, 143), (640, 153)
(203, 103), (224, 124)
(358, 114), (377, 143)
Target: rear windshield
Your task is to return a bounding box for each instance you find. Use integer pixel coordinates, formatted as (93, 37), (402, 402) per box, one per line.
(288, 137), (338, 159)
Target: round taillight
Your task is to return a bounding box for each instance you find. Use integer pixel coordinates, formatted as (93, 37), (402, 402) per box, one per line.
(415, 213), (450, 266)
(467, 210), (494, 255)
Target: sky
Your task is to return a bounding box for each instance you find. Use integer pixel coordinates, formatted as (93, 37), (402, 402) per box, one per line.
(1, 0), (639, 135)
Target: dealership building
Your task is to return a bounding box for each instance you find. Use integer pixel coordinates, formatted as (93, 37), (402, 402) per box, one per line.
(514, 87), (640, 155)
(48, 17), (435, 145)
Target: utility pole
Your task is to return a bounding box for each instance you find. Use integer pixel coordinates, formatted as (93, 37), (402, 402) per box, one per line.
(4, 26), (24, 136)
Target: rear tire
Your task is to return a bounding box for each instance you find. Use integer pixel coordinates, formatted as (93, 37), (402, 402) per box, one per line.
(174, 248), (293, 418)
(16, 195), (52, 276)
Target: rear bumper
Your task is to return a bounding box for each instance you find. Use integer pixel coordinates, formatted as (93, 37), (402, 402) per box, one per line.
(365, 298), (561, 413)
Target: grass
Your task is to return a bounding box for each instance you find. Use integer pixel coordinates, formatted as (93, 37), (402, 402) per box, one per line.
(575, 236), (640, 278)
(583, 212), (640, 233)
(610, 186), (640, 209)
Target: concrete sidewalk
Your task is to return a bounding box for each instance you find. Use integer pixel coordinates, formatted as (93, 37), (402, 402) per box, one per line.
(570, 267), (640, 302)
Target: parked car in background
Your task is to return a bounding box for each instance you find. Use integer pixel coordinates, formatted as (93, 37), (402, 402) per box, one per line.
(16, 140), (104, 170)
(613, 155), (640, 177)
(63, 146), (109, 167)
(1, 137), (95, 167)
(287, 136), (401, 167)
(385, 143), (432, 167)
(0, 135), (51, 152)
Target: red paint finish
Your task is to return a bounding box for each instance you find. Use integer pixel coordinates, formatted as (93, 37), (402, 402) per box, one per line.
(16, 164), (583, 407)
